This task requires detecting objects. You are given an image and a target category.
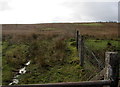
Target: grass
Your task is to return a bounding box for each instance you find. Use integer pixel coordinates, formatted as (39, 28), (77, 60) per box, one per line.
(2, 58), (13, 85)
(84, 38), (120, 74)
(40, 28), (57, 31)
(75, 23), (103, 26)
(3, 38), (119, 85)
(17, 38), (90, 84)
(85, 39), (119, 51)
(19, 64), (85, 84)
(2, 42), (29, 85)
(2, 37), (119, 85)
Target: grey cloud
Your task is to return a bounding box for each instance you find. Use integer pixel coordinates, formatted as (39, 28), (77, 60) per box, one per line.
(62, 2), (118, 22)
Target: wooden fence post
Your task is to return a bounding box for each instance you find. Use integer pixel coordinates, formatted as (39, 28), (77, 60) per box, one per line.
(104, 52), (119, 87)
(76, 30), (79, 50)
(74, 29), (76, 41)
(76, 30), (84, 67)
(80, 36), (84, 67)
(78, 34), (84, 67)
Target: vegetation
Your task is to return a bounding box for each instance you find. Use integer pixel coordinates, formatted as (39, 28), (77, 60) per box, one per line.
(2, 23), (119, 85)
(75, 23), (103, 26)
(85, 39), (119, 51)
(18, 38), (89, 84)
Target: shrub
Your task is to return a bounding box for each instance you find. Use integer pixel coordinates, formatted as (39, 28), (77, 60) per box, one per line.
(5, 45), (28, 68)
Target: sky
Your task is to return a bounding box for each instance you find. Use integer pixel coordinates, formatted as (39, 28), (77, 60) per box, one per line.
(0, 0), (119, 24)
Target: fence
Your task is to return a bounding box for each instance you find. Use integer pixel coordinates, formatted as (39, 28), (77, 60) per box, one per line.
(2, 30), (119, 87)
(76, 30), (119, 87)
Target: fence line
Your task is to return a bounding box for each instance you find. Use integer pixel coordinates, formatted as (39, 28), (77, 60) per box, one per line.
(76, 30), (119, 87)
(76, 30), (104, 69)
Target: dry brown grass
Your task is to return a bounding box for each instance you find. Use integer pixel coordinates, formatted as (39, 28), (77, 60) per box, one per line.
(78, 23), (118, 39)
(2, 23), (118, 39)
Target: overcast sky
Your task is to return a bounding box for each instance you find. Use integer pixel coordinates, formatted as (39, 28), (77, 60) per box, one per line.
(0, 0), (119, 24)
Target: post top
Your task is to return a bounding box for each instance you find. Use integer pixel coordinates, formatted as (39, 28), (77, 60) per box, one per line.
(105, 52), (118, 54)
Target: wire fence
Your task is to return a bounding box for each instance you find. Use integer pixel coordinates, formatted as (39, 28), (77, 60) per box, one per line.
(84, 44), (104, 71)
(82, 44), (105, 81)
(76, 30), (119, 83)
